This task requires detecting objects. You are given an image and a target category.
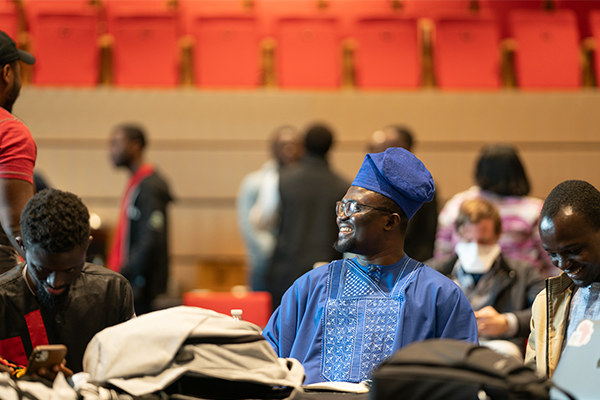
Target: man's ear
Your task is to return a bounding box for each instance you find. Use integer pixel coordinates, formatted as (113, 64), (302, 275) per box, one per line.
(87, 235), (93, 249)
(384, 213), (401, 231)
(15, 236), (25, 253)
(1, 63), (11, 85)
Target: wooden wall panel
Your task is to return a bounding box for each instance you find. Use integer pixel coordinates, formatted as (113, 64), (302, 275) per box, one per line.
(16, 88), (600, 293)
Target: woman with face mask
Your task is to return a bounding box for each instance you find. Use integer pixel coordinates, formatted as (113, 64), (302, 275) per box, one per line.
(427, 199), (545, 361)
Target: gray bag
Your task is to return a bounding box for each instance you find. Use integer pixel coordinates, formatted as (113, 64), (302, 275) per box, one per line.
(83, 306), (304, 399)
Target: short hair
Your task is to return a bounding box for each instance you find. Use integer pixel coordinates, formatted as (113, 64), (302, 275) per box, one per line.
(456, 198), (502, 236)
(21, 188), (91, 253)
(304, 124), (334, 156)
(115, 123), (146, 150)
(386, 125), (414, 151)
(541, 180), (600, 231)
(475, 144), (530, 197)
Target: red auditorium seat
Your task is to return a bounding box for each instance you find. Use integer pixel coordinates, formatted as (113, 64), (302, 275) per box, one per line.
(401, 0), (472, 18)
(106, 0), (179, 87)
(588, 10), (600, 84)
(352, 17), (421, 89)
(25, 1), (100, 86)
(254, 0), (320, 37)
(479, 0), (546, 38)
(189, 16), (261, 88)
(509, 9), (581, 89)
(183, 291), (273, 327)
(556, 0), (600, 39)
(274, 16), (341, 89)
(324, 0), (395, 37)
(0, 0), (18, 41)
(178, 0), (251, 35)
(432, 13), (501, 89)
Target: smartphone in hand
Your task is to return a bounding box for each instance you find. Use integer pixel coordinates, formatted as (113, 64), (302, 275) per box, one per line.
(25, 345), (67, 376)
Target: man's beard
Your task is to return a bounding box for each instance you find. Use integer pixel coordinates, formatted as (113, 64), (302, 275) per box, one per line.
(3, 83), (19, 113)
(37, 282), (70, 312)
(333, 236), (357, 254)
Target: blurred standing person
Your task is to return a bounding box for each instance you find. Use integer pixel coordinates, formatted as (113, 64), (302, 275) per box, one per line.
(237, 126), (304, 291)
(368, 125), (438, 262)
(0, 31), (36, 274)
(267, 124), (349, 309)
(435, 144), (555, 276)
(107, 124), (173, 314)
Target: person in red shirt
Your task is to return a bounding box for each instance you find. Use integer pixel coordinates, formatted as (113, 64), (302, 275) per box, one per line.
(0, 30), (36, 274)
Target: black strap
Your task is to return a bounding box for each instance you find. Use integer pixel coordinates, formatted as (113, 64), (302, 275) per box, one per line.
(182, 334), (266, 346)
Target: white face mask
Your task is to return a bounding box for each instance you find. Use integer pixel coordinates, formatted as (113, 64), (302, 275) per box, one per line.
(454, 242), (501, 274)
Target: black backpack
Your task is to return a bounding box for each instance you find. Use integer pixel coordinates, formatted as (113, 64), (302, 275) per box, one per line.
(370, 339), (573, 400)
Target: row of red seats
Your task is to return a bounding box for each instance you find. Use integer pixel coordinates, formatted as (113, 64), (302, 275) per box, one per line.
(0, 0), (597, 89)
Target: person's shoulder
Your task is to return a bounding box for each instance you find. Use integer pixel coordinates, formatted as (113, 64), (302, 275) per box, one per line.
(0, 110), (31, 133)
(139, 170), (173, 199)
(502, 256), (538, 273)
(423, 255), (456, 273)
(0, 107), (18, 124)
(289, 260), (336, 290)
(414, 262), (462, 291)
(80, 264), (130, 285)
(0, 263), (26, 291)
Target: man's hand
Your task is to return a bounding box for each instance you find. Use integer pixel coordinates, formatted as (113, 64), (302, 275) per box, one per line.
(0, 364), (13, 374)
(474, 306), (508, 337)
(33, 360), (73, 382)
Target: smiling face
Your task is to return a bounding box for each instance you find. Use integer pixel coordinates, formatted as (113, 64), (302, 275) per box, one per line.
(334, 186), (392, 256)
(24, 244), (87, 310)
(540, 207), (600, 287)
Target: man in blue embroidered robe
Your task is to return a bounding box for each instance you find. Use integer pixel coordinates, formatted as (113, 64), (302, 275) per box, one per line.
(262, 147), (478, 384)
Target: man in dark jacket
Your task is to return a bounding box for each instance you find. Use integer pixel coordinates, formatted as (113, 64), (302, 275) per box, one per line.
(0, 189), (134, 376)
(107, 124), (173, 315)
(266, 124), (349, 309)
(428, 198), (544, 358)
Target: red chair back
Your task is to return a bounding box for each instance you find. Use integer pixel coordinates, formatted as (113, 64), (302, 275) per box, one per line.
(256, 0), (323, 35)
(107, 3), (179, 87)
(509, 9), (580, 89)
(353, 16), (420, 89)
(275, 16), (341, 88)
(183, 291), (273, 328)
(433, 13), (501, 89)
(178, 0), (251, 34)
(190, 16), (261, 88)
(324, 0), (396, 37)
(479, 0), (546, 38)
(555, 0), (600, 39)
(401, 0), (472, 18)
(589, 10), (600, 84)
(26, 1), (99, 86)
(0, 0), (18, 41)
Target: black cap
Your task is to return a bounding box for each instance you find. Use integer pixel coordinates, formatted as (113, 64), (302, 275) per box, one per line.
(0, 31), (35, 66)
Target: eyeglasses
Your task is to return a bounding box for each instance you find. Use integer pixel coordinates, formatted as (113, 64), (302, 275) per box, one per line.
(335, 200), (396, 218)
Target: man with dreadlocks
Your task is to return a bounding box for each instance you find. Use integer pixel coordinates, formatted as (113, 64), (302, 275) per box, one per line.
(0, 188), (134, 379)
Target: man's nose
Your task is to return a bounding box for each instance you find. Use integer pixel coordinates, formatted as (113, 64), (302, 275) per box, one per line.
(47, 272), (65, 288)
(555, 256), (571, 270)
(337, 214), (349, 223)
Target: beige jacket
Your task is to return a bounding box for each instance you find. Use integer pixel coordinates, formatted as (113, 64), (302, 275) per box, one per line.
(524, 273), (574, 378)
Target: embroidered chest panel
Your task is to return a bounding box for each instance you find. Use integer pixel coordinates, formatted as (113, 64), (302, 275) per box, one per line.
(321, 261), (407, 382)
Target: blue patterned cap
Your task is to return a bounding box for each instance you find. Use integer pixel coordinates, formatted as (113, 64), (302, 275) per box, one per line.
(352, 147), (435, 220)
